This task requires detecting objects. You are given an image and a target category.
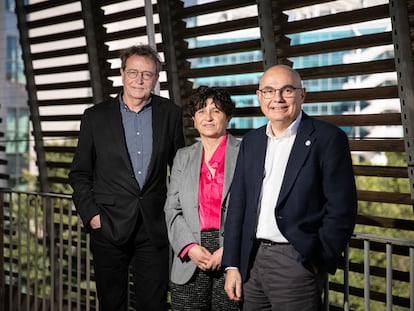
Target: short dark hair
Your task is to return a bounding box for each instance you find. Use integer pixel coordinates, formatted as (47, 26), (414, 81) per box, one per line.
(120, 44), (162, 74)
(188, 86), (235, 117)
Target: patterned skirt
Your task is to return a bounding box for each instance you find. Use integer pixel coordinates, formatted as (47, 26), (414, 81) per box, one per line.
(170, 230), (240, 311)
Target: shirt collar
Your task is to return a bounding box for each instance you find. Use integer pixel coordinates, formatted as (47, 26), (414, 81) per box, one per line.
(119, 91), (153, 112)
(266, 110), (302, 138)
(208, 134), (228, 169)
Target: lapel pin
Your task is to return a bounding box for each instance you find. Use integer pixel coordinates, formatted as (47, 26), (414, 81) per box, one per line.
(305, 140), (311, 146)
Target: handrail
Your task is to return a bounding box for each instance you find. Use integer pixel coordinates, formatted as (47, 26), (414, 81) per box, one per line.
(1, 189), (413, 310)
(352, 232), (414, 311)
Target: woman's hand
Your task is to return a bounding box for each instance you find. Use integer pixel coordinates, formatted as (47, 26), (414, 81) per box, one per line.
(188, 245), (212, 271)
(207, 247), (223, 270)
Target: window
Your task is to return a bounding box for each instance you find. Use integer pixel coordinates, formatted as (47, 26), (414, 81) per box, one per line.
(6, 108), (29, 154)
(6, 0), (28, 12)
(6, 0), (15, 12)
(6, 108), (30, 188)
(6, 36), (26, 84)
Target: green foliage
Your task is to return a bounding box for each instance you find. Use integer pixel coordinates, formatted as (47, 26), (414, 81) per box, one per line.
(22, 138), (76, 194)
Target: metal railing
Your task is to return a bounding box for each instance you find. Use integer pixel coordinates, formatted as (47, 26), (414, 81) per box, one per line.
(1, 190), (97, 311)
(326, 233), (414, 310)
(1, 189), (413, 310)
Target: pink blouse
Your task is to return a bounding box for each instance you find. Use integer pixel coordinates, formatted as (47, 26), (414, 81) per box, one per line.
(199, 134), (227, 231)
(179, 135), (227, 258)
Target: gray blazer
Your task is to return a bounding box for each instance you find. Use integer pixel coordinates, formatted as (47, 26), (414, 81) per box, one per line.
(164, 134), (240, 284)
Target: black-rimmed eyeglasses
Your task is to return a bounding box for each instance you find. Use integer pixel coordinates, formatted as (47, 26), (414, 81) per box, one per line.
(257, 85), (302, 99)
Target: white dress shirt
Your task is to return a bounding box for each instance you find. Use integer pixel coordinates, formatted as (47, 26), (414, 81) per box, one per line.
(256, 112), (302, 242)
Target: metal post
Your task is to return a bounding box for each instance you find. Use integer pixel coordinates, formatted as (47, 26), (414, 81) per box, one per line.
(145, 0), (160, 95)
(323, 274), (329, 311)
(364, 240), (370, 311)
(256, 0), (278, 70)
(81, 0), (112, 104)
(0, 192), (4, 311)
(157, 0), (185, 106)
(389, 0), (414, 211)
(410, 247), (414, 311)
(386, 243), (393, 311)
(343, 244), (350, 311)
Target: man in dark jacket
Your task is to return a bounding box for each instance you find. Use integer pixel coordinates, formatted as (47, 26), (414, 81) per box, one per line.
(69, 44), (185, 311)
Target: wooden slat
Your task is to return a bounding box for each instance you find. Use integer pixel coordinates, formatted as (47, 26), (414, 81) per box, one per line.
(104, 25), (160, 41)
(180, 61), (262, 78)
(284, 32), (393, 58)
(29, 29), (85, 45)
(278, 0), (340, 11)
(298, 59), (396, 79)
(31, 47), (87, 60)
(305, 86), (398, 103)
(45, 161), (72, 169)
(44, 146), (77, 153)
(356, 214), (414, 230)
(36, 81), (91, 91)
(178, 0), (255, 19)
(315, 113), (402, 127)
(37, 98), (93, 107)
(33, 64), (89, 75)
(285, 4), (389, 34)
(27, 12), (83, 29)
(47, 176), (70, 184)
(349, 139), (405, 152)
(182, 39), (261, 58)
(24, 0), (77, 13)
(182, 16), (258, 38)
(357, 189), (412, 205)
(353, 165), (408, 178)
(39, 115), (82, 122)
(102, 6), (148, 24)
(40, 131), (79, 137)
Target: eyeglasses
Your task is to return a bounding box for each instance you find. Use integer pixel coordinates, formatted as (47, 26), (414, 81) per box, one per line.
(257, 85), (302, 99)
(124, 70), (155, 80)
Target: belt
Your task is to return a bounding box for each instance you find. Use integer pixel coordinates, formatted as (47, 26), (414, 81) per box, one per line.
(257, 239), (290, 246)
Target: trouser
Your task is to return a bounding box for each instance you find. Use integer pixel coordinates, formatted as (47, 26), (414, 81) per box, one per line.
(242, 242), (326, 311)
(90, 220), (169, 311)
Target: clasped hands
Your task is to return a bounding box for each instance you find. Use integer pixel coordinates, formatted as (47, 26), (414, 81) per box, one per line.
(188, 245), (223, 271)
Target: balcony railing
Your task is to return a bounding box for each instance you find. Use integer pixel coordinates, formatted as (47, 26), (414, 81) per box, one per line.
(1, 189), (413, 310)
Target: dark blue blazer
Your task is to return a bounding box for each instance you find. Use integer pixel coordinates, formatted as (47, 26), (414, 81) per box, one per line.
(222, 112), (357, 280)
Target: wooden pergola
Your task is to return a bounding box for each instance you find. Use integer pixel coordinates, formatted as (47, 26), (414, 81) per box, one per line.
(5, 0), (414, 308)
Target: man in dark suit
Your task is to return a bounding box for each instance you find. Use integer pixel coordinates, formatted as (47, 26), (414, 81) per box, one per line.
(222, 65), (357, 310)
(69, 44), (185, 311)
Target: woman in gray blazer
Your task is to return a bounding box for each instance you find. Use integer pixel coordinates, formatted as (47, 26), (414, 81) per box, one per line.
(165, 86), (240, 310)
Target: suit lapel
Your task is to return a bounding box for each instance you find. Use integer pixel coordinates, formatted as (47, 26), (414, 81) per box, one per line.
(253, 127), (268, 202)
(277, 115), (315, 207)
(188, 142), (203, 206)
(146, 95), (162, 180)
(222, 135), (240, 204)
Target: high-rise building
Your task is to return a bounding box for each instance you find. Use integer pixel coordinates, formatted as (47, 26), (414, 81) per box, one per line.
(187, 0), (399, 145)
(0, 0), (30, 189)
